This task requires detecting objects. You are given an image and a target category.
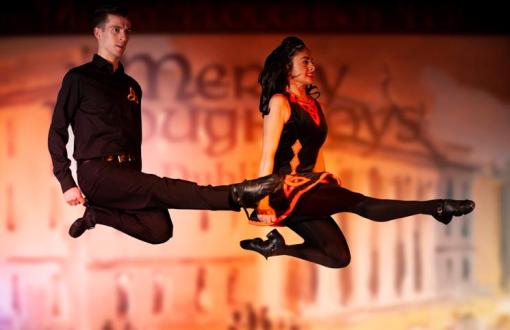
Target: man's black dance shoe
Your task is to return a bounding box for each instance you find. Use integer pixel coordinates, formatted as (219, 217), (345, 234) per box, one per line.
(434, 199), (475, 225)
(69, 206), (96, 238)
(230, 174), (282, 209)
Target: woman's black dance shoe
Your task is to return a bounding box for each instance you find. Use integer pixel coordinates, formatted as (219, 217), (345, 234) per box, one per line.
(434, 199), (475, 225)
(240, 229), (285, 259)
(230, 174), (283, 209)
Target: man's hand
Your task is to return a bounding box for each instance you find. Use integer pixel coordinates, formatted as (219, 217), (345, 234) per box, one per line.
(63, 187), (85, 206)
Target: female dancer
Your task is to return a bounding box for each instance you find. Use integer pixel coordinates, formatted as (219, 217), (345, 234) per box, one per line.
(240, 36), (475, 268)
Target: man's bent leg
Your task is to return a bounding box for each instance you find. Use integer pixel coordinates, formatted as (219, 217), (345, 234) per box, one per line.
(70, 204), (172, 244)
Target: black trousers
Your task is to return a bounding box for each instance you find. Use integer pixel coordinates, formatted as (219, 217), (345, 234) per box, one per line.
(76, 159), (236, 244)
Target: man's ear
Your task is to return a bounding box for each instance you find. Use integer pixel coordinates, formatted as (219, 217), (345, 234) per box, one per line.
(93, 26), (101, 40)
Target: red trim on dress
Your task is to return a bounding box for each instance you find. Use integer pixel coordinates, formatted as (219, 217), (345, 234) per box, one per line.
(289, 93), (321, 126)
(248, 172), (340, 227)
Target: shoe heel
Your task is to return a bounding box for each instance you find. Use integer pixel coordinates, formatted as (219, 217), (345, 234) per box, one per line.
(266, 229), (280, 239)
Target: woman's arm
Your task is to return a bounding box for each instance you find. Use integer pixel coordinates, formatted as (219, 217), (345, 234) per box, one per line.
(256, 94), (290, 223)
(258, 94), (291, 176)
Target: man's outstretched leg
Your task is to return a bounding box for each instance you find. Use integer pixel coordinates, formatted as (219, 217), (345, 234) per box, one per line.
(70, 159), (283, 239)
(77, 160), (282, 211)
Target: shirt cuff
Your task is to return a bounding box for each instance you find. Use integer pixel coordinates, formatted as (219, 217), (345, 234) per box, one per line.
(60, 175), (77, 193)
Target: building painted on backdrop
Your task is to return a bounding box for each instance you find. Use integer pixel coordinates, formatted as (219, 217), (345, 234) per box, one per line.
(1, 35), (509, 330)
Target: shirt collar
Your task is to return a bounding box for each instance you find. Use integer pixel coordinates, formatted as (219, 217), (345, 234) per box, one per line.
(92, 54), (124, 75)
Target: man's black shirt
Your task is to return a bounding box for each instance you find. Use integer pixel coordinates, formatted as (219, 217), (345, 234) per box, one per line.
(48, 54), (142, 192)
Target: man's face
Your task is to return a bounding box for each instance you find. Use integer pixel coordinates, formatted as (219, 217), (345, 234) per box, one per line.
(94, 14), (131, 62)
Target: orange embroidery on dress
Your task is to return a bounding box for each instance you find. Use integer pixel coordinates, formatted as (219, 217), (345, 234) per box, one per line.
(283, 174), (311, 197)
(127, 87), (139, 104)
(289, 93), (320, 126)
(273, 172), (333, 225)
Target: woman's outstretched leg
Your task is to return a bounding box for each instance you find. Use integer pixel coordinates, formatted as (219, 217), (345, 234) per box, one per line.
(292, 184), (474, 224)
(348, 197), (475, 224)
(241, 216), (351, 268)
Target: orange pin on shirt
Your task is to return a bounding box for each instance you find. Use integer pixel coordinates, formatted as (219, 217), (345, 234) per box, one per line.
(127, 86), (139, 104)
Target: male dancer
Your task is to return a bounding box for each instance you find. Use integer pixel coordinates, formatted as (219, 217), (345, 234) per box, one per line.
(48, 5), (280, 243)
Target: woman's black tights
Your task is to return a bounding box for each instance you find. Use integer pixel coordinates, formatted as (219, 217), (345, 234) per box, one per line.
(278, 215), (352, 268)
(293, 184), (441, 221)
(270, 184), (440, 268)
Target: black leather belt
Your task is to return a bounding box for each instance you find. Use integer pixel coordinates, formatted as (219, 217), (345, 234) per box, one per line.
(79, 153), (135, 165)
(103, 153), (135, 163)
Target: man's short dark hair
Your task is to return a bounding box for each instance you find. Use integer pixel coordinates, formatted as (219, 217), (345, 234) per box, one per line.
(91, 4), (129, 29)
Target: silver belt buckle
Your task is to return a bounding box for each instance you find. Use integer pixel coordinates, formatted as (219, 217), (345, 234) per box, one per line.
(117, 154), (132, 163)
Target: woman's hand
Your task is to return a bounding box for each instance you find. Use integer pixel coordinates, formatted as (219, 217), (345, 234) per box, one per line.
(256, 196), (277, 225)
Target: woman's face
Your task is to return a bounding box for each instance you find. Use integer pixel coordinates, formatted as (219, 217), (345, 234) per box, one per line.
(288, 47), (315, 87)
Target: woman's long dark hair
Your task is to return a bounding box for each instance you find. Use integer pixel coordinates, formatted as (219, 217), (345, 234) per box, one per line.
(258, 36), (318, 116)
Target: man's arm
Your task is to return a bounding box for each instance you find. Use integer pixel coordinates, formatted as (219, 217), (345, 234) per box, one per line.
(48, 70), (83, 204)
(135, 85), (143, 171)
